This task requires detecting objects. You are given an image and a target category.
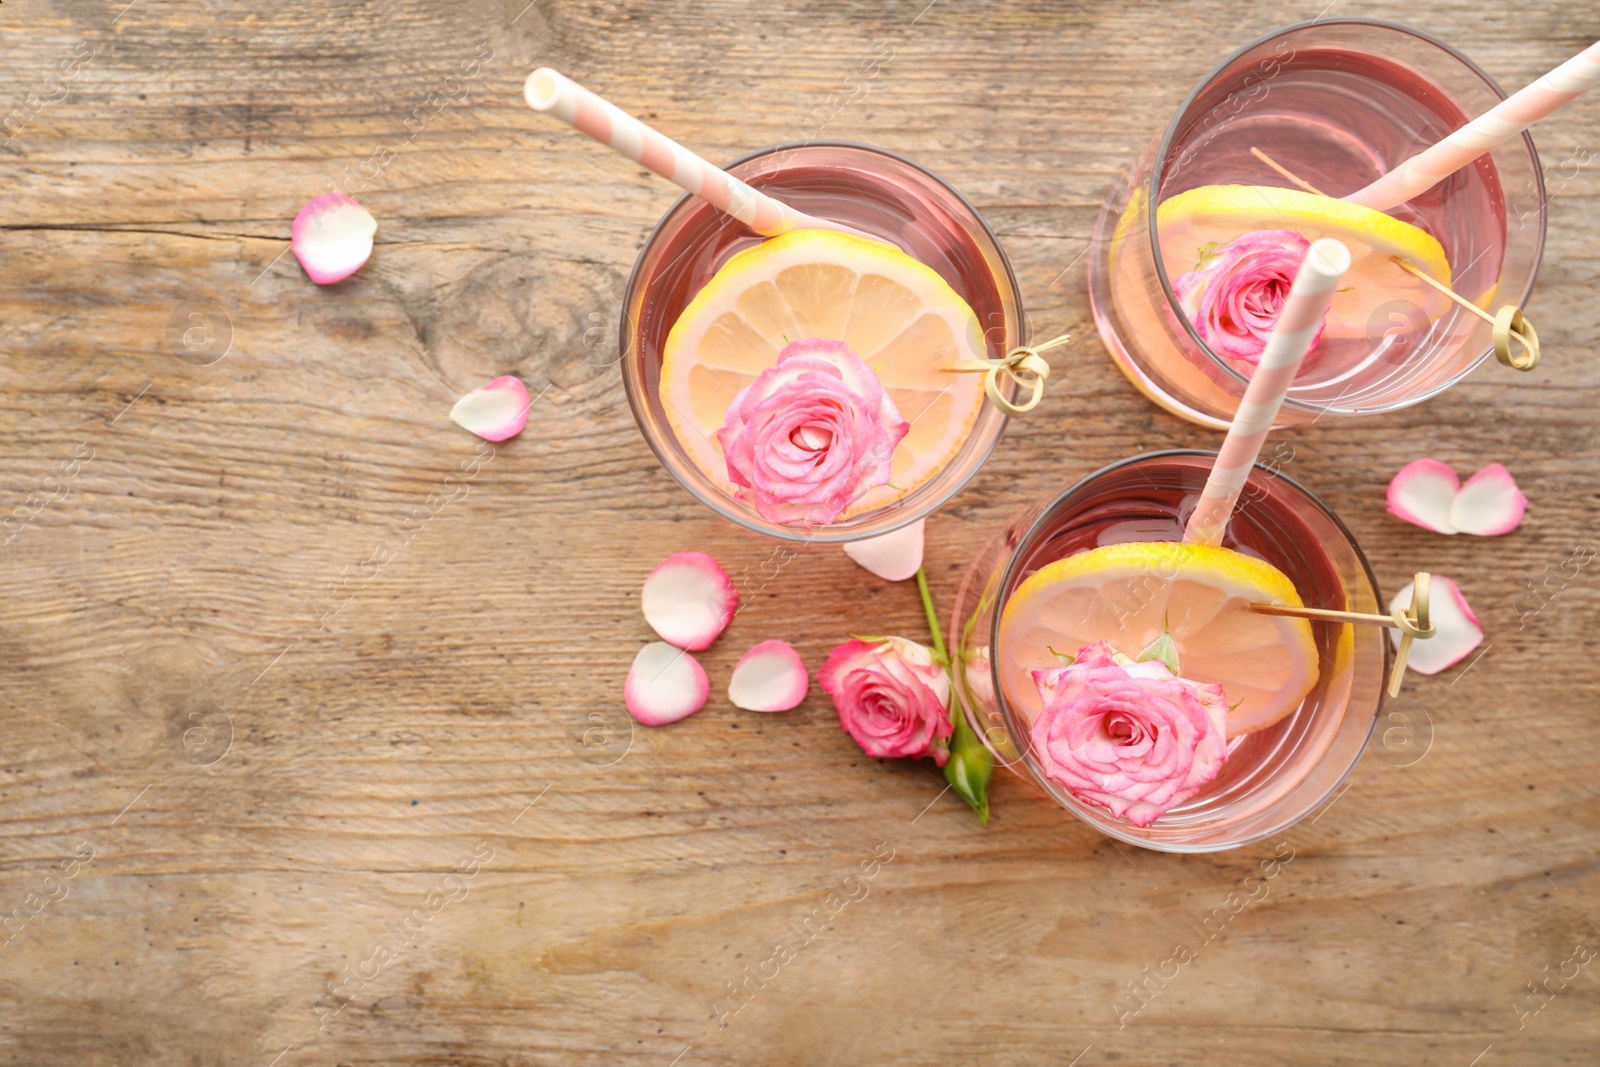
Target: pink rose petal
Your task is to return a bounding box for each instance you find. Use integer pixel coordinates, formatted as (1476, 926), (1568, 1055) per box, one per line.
(449, 375), (532, 442)
(842, 518), (925, 582)
(1389, 575), (1483, 675)
(291, 193), (376, 285)
(728, 640), (809, 712)
(1387, 459), (1527, 536)
(1386, 458), (1459, 534)
(641, 552), (738, 651)
(1451, 464), (1527, 536)
(624, 641), (709, 726)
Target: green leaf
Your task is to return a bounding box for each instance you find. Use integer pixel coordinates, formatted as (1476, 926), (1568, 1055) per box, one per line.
(1193, 240), (1221, 271)
(1046, 645), (1076, 666)
(1136, 631), (1181, 676)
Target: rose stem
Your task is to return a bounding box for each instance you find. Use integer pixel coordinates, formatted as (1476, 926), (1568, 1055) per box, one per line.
(914, 566), (948, 664)
(916, 566), (993, 823)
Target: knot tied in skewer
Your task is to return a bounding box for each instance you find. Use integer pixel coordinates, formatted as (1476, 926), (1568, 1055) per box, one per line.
(946, 333), (1069, 416)
(1387, 571), (1434, 697)
(1492, 305), (1540, 371)
(1389, 256), (1541, 372)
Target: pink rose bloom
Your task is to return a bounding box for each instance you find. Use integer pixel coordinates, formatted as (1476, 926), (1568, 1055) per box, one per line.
(819, 637), (952, 765)
(1172, 229), (1327, 368)
(1029, 641), (1228, 827)
(716, 339), (909, 527)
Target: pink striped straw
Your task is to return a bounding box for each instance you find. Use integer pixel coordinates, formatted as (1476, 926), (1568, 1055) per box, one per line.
(524, 68), (840, 238)
(1183, 238), (1352, 548)
(1346, 41), (1600, 212)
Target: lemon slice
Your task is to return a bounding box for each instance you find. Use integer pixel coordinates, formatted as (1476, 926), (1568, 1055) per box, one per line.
(660, 229), (988, 521)
(997, 541), (1320, 735)
(1156, 185), (1452, 339)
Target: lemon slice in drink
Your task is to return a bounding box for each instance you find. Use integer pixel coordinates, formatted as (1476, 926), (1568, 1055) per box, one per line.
(659, 229), (988, 521)
(997, 541), (1320, 735)
(1157, 185), (1452, 339)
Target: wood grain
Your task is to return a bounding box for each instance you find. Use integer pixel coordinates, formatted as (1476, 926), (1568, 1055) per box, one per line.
(1, 1), (1597, 1064)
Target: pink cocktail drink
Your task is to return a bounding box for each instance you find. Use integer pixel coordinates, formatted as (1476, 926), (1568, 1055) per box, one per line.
(949, 452), (1388, 852)
(622, 142), (1023, 542)
(1089, 19), (1546, 428)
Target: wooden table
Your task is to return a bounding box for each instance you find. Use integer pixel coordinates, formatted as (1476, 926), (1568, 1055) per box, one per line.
(2, 1), (1596, 1063)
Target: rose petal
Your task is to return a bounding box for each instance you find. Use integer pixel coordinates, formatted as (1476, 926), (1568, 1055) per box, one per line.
(841, 518), (925, 582)
(641, 552), (738, 651)
(624, 642), (709, 726)
(449, 375), (532, 442)
(1389, 575), (1483, 675)
(1386, 458), (1460, 534)
(1450, 464), (1527, 537)
(1387, 459), (1529, 537)
(728, 640), (809, 712)
(291, 193), (376, 285)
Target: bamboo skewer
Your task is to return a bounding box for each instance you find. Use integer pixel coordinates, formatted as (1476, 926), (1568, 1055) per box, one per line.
(1250, 604), (1412, 629)
(1250, 571), (1434, 697)
(1389, 258), (1540, 369)
(1250, 147), (1540, 370)
(1250, 146), (1324, 195)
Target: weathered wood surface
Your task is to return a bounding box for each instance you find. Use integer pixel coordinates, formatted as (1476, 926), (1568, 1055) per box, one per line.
(1, 1), (1597, 1064)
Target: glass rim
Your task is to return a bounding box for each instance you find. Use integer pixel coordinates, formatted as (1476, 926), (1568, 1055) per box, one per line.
(986, 448), (1388, 853)
(1145, 17), (1549, 417)
(618, 139), (1025, 545)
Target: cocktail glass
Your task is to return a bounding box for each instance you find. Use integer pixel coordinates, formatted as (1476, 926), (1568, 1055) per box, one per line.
(1088, 18), (1546, 429)
(621, 141), (1023, 543)
(949, 450), (1387, 852)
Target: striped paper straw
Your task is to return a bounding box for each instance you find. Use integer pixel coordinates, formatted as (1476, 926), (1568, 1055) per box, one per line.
(525, 68), (837, 238)
(1346, 41), (1600, 212)
(1183, 238), (1352, 547)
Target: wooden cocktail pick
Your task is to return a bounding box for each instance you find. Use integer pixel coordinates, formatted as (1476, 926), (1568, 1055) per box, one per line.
(1250, 571), (1435, 697)
(1389, 258), (1540, 370)
(1248, 147), (1540, 371)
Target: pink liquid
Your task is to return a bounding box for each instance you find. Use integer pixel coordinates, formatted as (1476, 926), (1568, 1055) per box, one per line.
(1161, 47), (1503, 401)
(628, 146), (1015, 397)
(1088, 21), (1546, 428)
(992, 453), (1383, 838)
(619, 142), (1023, 543)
